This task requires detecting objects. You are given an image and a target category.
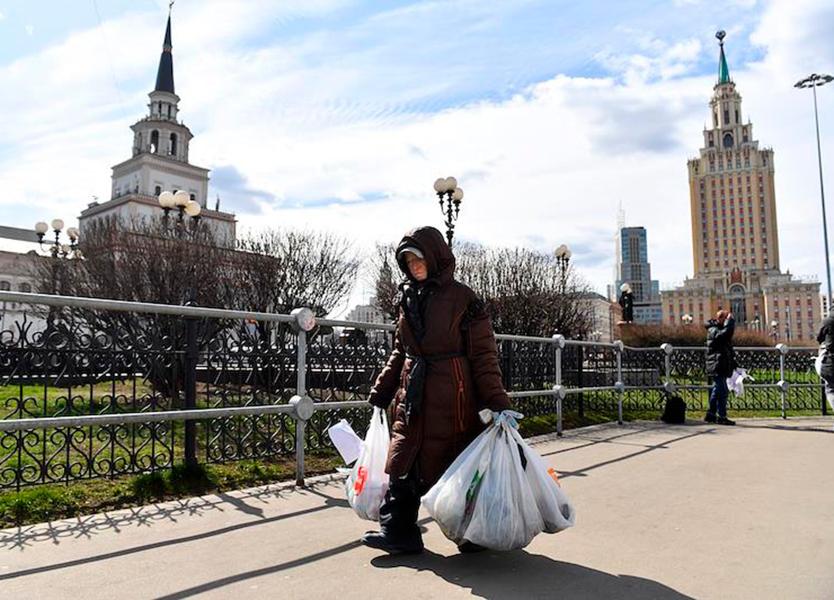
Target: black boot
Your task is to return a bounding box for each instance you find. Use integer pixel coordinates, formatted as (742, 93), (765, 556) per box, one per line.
(716, 416), (735, 426)
(457, 540), (487, 554)
(362, 469), (424, 554)
(704, 412), (717, 423)
(361, 529), (424, 554)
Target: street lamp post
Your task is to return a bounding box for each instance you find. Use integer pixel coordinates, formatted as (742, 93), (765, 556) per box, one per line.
(795, 73), (833, 310)
(34, 218), (82, 333)
(433, 176), (464, 246)
(157, 190), (203, 467)
(770, 319), (779, 342)
(555, 244), (572, 292)
(158, 190), (202, 238)
(157, 190), (203, 304)
(35, 219), (81, 260)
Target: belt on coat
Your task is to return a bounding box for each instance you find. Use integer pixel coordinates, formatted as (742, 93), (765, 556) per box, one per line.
(403, 351), (466, 423)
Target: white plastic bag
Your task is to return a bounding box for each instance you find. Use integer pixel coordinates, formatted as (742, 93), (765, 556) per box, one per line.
(345, 408), (390, 521)
(461, 415), (545, 550)
(513, 428), (576, 534)
(815, 346), (825, 378)
(422, 411), (558, 551)
(327, 419), (363, 465)
(726, 368), (753, 396)
(421, 423), (500, 544)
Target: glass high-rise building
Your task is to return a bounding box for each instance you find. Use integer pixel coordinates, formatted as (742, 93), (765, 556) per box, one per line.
(615, 226), (662, 324)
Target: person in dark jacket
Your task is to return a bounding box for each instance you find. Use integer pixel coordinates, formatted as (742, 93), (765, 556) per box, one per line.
(361, 226), (512, 555)
(618, 283), (634, 323)
(705, 310), (736, 425)
(815, 313), (834, 412)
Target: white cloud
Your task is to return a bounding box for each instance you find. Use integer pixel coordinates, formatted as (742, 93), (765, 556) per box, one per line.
(0, 0), (832, 317)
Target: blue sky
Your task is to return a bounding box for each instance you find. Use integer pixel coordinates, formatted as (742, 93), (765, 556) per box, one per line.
(0, 0), (832, 309)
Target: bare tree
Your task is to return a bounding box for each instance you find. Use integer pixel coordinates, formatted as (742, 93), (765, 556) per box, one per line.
(235, 228), (361, 316)
(31, 218), (363, 396)
(369, 240), (594, 337)
(368, 242), (399, 322)
(456, 243), (593, 338)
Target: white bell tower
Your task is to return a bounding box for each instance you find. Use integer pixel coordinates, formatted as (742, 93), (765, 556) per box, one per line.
(79, 8), (236, 245)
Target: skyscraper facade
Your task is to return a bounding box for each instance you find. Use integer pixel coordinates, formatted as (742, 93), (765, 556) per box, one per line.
(661, 32), (820, 343)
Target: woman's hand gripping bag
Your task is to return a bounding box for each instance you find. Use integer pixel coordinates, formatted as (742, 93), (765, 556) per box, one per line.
(345, 407), (390, 521)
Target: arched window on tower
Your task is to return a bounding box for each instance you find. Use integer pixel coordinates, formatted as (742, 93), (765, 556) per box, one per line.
(723, 133), (733, 149)
(167, 105), (172, 118)
(150, 130), (159, 154)
(158, 101), (162, 115)
(169, 133), (177, 157)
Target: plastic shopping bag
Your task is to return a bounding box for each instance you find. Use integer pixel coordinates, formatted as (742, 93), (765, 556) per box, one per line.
(422, 411), (550, 551)
(726, 368), (753, 396)
(815, 346), (825, 378)
(513, 428), (576, 534)
(327, 419), (363, 465)
(345, 408), (390, 521)
(419, 421), (498, 543)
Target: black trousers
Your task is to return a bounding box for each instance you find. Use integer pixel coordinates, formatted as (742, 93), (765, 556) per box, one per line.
(378, 465), (426, 538)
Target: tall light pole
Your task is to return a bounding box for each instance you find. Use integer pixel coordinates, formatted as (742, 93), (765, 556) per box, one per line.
(433, 176), (464, 246)
(555, 244), (572, 293)
(795, 73), (833, 311)
(157, 190), (203, 304)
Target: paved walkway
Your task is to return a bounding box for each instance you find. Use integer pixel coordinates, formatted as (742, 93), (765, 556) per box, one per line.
(1, 418), (832, 600)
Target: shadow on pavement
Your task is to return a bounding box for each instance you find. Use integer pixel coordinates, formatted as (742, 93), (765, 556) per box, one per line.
(735, 421), (833, 434)
(547, 428), (715, 480)
(0, 479), (348, 553)
(371, 549), (695, 600)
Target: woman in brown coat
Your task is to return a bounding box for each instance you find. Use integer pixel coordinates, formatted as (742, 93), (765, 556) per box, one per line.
(361, 226), (511, 555)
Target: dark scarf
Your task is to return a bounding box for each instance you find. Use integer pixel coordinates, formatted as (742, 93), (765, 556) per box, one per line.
(400, 282), (432, 342)
(399, 281), (435, 422)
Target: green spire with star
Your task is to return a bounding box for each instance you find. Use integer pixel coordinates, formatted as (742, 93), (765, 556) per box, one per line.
(716, 30), (730, 84)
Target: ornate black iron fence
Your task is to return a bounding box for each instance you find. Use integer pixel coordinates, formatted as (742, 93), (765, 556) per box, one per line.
(0, 291), (826, 491)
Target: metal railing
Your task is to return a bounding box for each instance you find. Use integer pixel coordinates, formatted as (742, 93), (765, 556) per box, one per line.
(0, 291), (825, 491)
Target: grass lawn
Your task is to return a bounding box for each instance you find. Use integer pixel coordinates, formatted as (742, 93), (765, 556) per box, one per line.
(0, 451), (342, 529)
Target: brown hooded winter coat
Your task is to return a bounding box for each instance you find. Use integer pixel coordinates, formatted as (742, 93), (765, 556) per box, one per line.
(368, 226), (511, 488)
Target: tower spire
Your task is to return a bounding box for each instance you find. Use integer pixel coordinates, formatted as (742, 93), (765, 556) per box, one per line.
(716, 30), (730, 84)
(154, 5), (175, 94)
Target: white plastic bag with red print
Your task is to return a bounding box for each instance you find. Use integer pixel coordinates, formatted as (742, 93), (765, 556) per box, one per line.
(345, 407), (390, 521)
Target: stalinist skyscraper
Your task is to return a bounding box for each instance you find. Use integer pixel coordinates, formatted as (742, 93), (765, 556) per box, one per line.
(662, 32), (820, 343)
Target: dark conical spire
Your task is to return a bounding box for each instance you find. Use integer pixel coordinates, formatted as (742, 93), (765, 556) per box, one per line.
(716, 30), (730, 84)
(154, 14), (175, 94)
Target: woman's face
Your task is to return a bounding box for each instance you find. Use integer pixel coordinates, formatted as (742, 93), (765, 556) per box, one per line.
(405, 252), (428, 282)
